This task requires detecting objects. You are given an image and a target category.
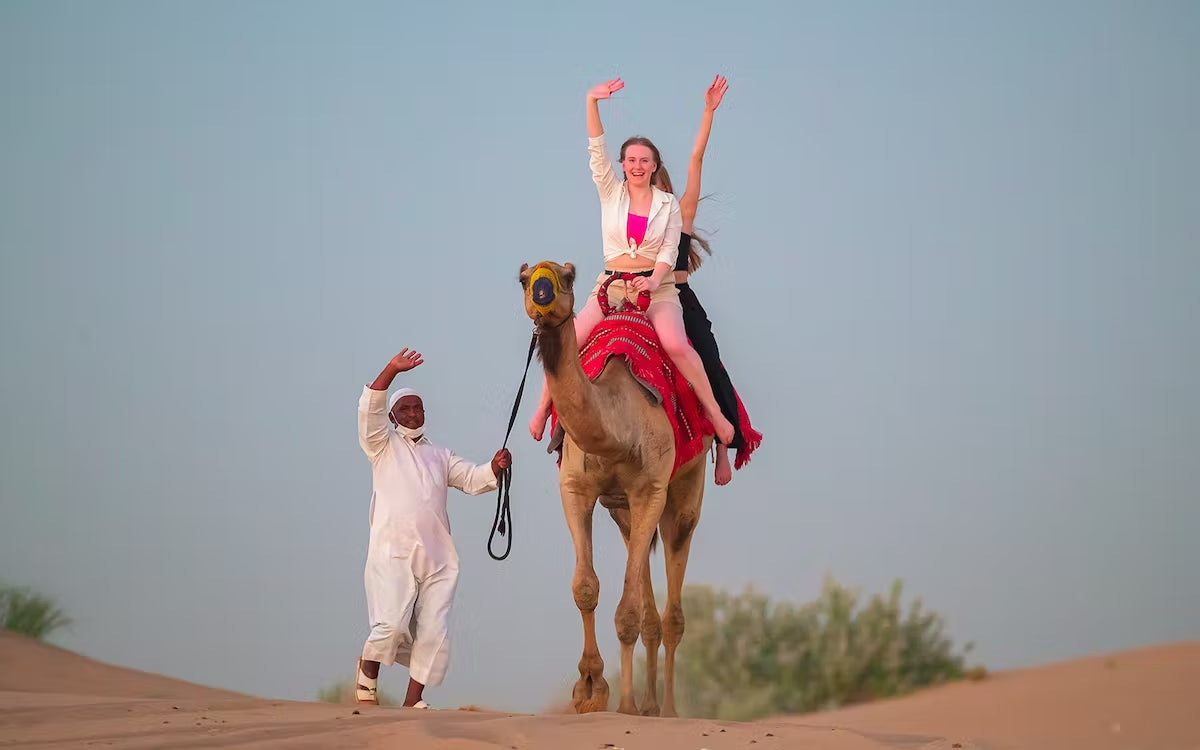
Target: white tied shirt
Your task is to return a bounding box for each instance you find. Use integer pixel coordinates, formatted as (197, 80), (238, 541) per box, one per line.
(588, 133), (682, 269)
(357, 385), (498, 568)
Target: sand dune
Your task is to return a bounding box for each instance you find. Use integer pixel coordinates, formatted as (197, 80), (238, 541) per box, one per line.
(2, 632), (1197, 749)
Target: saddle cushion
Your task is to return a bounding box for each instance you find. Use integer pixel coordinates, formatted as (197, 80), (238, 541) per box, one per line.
(549, 308), (711, 478)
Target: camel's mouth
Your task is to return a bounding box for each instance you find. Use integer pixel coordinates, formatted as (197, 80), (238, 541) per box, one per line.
(528, 266), (561, 318)
(531, 276), (556, 307)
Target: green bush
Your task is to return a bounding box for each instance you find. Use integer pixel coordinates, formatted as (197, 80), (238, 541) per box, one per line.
(610, 573), (979, 720)
(0, 583), (72, 641)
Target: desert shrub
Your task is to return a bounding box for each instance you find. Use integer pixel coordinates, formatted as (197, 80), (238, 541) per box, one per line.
(594, 573), (980, 720)
(0, 583), (72, 641)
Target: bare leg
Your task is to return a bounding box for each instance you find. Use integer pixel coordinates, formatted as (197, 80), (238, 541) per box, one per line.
(614, 487), (667, 715)
(608, 507), (662, 716)
(715, 444), (732, 485)
(647, 303), (736, 445)
(659, 474), (704, 718)
(563, 488), (607, 713)
(529, 297), (608, 441)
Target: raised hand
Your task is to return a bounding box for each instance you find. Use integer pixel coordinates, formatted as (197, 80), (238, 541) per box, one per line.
(588, 78), (625, 101)
(389, 348), (424, 373)
(704, 74), (729, 112)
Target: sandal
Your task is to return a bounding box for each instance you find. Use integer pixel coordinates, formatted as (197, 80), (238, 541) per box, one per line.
(354, 659), (379, 705)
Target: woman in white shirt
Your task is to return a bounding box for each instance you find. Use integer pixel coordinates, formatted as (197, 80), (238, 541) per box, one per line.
(529, 78), (736, 447)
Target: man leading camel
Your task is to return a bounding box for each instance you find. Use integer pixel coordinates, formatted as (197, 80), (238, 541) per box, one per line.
(354, 348), (511, 708)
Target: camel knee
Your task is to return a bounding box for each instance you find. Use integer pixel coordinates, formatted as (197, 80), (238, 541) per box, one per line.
(578, 651), (604, 678)
(662, 602), (685, 647)
(573, 571), (600, 613)
(641, 607), (662, 648)
(615, 600), (641, 646)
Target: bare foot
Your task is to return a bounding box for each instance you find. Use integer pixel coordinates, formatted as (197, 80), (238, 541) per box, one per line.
(529, 406), (550, 441)
(715, 445), (732, 486)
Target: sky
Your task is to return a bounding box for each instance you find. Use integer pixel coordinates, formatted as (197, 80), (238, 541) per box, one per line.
(1, 0), (1198, 714)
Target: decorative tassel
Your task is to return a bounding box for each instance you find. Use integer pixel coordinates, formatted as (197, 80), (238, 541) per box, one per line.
(732, 387), (763, 471)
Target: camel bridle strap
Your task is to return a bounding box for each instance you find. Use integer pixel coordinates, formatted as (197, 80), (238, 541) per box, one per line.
(489, 329), (538, 561)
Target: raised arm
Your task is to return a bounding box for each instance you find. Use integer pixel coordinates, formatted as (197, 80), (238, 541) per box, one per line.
(358, 349), (423, 462)
(680, 75), (729, 232)
(587, 78), (625, 201)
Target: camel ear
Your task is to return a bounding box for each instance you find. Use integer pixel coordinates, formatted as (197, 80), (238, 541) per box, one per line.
(561, 262), (576, 290)
(518, 263), (531, 287)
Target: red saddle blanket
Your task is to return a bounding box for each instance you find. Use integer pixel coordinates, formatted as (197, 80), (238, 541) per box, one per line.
(549, 309), (711, 478)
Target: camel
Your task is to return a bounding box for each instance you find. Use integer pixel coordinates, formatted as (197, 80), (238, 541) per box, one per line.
(518, 260), (711, 717)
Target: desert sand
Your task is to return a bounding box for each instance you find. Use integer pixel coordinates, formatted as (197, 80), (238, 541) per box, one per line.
(2, 632), (1198, 749)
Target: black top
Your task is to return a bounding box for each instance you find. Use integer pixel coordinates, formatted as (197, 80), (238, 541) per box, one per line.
(674, 232), (692, 272)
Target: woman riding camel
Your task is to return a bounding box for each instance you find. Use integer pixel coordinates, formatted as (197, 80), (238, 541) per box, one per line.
(663, 75), (761, 485)
(528, 78), (736, 447)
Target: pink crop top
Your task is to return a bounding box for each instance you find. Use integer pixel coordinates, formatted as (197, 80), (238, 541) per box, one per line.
(626, 212), (648, 247)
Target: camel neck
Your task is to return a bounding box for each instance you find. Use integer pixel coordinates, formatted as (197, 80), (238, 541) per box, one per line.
(538, 316), (622, 456)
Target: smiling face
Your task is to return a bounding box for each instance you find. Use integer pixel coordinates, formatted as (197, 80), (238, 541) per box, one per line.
(389, 395), (424, 430)
(619, 136), (663, 190)
(621, 144), (656, 188)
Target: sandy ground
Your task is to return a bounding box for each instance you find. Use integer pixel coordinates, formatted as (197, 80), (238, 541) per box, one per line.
(2, 632), (1198, 749)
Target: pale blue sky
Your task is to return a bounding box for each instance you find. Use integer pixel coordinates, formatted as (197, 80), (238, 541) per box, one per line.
(2, 0), (1197, 713)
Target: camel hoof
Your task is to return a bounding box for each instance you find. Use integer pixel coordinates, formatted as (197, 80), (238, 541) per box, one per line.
(572, 674), (609, 713)
(640, 703), (660, 717)
(617, 699), (640, 715)
(574, 699), (607, 713)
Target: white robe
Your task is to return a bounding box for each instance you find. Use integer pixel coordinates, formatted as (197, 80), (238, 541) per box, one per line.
(356, 385), (498, 686)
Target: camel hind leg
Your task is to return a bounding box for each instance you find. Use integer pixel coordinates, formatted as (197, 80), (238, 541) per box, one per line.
(659, 460), (706, 718)
(608, 506), (662, 717)
(613, 485), (666, 715)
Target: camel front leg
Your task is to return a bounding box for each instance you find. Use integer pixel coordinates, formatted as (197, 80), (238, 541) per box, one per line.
(563, 488), (607, 713)
(614, 489), (666, 715)
(659, 484), (703, 718)
(608, 507), (662, 717)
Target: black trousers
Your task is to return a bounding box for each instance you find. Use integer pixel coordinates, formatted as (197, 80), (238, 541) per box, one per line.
(678, 282), (744, 450)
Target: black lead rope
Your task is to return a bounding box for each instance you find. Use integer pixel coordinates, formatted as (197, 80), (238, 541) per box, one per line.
(488, 330), (539, 561)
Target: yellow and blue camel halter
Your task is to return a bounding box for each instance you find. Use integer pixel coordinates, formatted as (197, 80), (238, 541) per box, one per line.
(528, 262), (562, 316)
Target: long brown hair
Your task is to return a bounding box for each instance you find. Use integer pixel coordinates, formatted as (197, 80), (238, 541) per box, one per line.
(685, 225), (713, 273)
(626, 135), (711, 271)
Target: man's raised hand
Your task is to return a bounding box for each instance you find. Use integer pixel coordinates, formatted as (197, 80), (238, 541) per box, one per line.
(389, 348), (424, 373)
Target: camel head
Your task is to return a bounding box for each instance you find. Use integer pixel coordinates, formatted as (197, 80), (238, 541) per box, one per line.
(519, 261), (577, 329)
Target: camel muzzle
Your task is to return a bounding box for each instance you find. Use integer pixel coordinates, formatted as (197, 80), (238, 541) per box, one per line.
(532, 276), (556, 306)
